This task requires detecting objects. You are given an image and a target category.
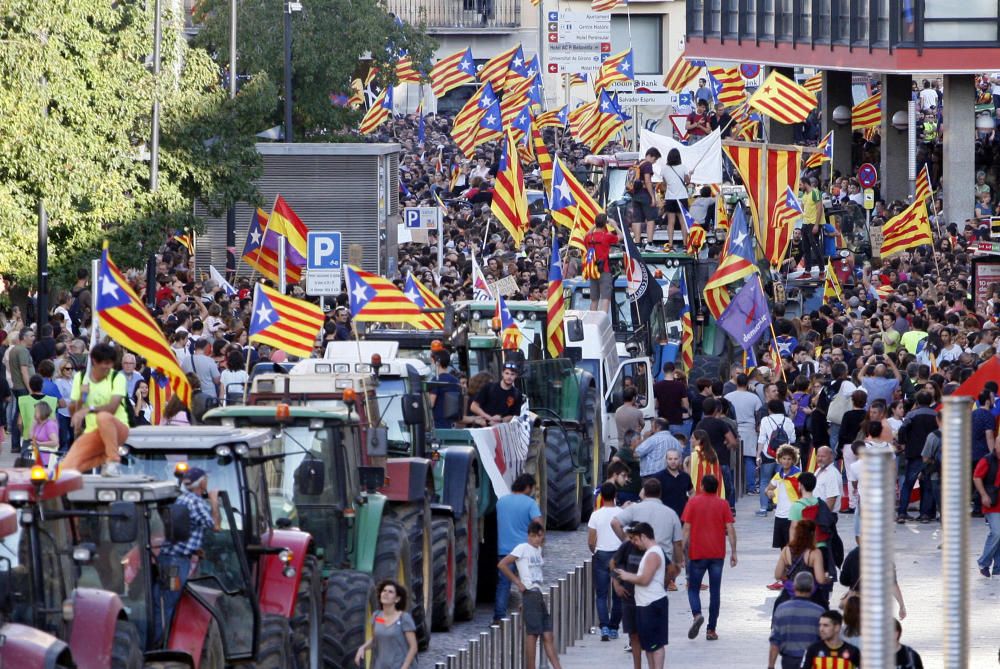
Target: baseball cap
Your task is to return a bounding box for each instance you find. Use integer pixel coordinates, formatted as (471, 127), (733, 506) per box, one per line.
(503, 361), (519, 372)
(182, 467), (207, 484)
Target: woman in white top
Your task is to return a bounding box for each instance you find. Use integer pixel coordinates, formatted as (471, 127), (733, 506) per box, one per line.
(661, 148), (691, 251)
(219, 350), (249, 405)
(615, 522), (668, 669)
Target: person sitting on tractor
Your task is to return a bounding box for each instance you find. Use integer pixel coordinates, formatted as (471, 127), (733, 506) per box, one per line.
(61, 343), (130, 476)
(153, 467), (221, 645)
(469, 361), (524, 425)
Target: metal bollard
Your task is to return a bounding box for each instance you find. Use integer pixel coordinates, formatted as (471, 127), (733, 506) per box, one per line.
(540, 590), (552, 669)
(457, 647), (468, 669)
(562, 574), (571, 645)
(446, 654), (457, 669)
(860, 443), (895, 669)
(558, 577), (569, 653)
(583, 559), (594, 633)
(436, 663), (446, 669)
(468, 639), (480, 669)
(575, 564), (585, 638)
(500, 617), (512, 669)
(550, 582), (562, 656)
(566, 570), (577, 647)
(511, 611), (524, 669)
(491, 625), (501, 667)
(941, 396), (971, 669)
(481, 631), (492, 669)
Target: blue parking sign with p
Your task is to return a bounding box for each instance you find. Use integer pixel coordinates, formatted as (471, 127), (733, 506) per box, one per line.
(307, 231), (341, 270)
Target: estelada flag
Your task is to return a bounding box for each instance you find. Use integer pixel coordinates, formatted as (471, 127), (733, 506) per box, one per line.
(346, 265), (426, 325)
(430, 48), (476, 97)
(248, 283), (324, 359)
(880, 199), (933, 257)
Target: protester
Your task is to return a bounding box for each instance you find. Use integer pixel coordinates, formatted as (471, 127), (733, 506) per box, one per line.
(615, 522), (669, 669)
(354, 580), (419, 669)
(61, 343), (130, 475)
(800, 610), (861, 668)
(612, 479), (684, 579)
(610, 525), (646, 669)
(588, 483), (623, 641)
(973, 436), (1000, 578)
(494, 474), (543, 624)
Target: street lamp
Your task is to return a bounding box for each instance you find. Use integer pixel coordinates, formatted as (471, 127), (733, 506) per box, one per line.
(226, 0), (238, 280)
(832, 105), (851, 126)
(284, 1), (303, 142)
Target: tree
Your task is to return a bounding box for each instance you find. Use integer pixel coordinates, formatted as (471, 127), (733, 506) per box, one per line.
(0, 0), (275, 287)
(193, 0), (436, 139)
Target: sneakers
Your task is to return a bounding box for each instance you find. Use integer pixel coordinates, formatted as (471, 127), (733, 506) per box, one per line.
(101, 462), (121, 477)
(608, 629), (619, 640)
(623, 642), (632, 653)
(766, 580), (784, 591)
(755, 509), (769, 517)
(601, 626), (611, 641)
(688, 614), (704, 640)
(896, 514), (912, 524)
(980, 566), (992, 578)
(644, 243), (660, 253)
(706, 630), (719, 641)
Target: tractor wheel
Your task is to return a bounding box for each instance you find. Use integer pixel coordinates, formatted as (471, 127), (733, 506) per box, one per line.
(110, 619), (142, 669)
(371, 519), (414, 620)
(290, 554), (322, 669)
(239, 615), (292, 669)
(523, 423), (547, 530)
(453, 464), (480, 621)
(199, 619), (225, 669)
(544, 427), (581, 531)
(321, 569), (372, 669)
(383, 502), (431, 649)
(579, 378), (600, 524)
(430, 517), (456, 631)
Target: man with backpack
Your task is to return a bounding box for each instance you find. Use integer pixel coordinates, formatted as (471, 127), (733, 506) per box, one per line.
(973, 436), (1000, 578)
(756, 399), (797, 517)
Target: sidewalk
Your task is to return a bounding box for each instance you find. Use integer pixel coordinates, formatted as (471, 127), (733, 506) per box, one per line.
(557, 502), (997, 668)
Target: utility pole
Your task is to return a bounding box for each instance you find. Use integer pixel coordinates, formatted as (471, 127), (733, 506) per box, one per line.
(36, 32), (49, 328)
(150, 0), (163, 190)
(226, 0), (238, 278)
(283, 2), (303, 142)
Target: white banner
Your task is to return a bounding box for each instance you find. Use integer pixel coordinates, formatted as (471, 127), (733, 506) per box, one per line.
(639, 127), (724, 185)
(468, 416), (531, 497)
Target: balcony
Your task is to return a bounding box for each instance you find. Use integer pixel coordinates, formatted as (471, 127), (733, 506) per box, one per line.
(384, 0), (522, 32)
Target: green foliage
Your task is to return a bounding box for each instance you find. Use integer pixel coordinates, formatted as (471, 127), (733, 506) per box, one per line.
(0, 0), (274, 286)
(193, 0), (436, 138)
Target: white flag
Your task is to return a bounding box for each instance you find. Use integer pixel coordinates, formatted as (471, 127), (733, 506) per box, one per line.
(210, 265), (237, 296)
(470, 249), (493, 302)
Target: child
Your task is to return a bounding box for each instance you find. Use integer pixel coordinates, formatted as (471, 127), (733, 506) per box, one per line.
(30, 402), (60, 469)
(498, 521), (562, 669)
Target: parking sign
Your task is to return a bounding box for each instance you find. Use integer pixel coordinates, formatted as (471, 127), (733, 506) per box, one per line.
(306, 231), (342, 295)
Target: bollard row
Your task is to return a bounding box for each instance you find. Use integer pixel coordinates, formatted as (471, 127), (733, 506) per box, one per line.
(435, 558), (597, 669)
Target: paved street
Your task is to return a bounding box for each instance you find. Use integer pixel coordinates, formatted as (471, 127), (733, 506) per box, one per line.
(554, 501), (997, 668)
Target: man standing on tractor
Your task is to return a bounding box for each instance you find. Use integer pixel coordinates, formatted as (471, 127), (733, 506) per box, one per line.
(428, 349), (461, 430)
(470, 361), (524, 424)
(61, 343), (130, 476)
(153, 466), (221, 644)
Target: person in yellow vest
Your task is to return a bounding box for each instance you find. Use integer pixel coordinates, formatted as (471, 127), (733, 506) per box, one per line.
(765, 444), (803, 556)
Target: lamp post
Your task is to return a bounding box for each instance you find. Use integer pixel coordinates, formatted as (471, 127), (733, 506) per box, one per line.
(283, 2), (303, 142)
(226, 0), (238, 279)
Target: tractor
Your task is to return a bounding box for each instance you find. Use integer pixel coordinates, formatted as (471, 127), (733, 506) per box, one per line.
(0, 500), (76, 668)
(201, 403), (439, 661)
(115, 426), (322, 669)
(0, 467), (143, 669)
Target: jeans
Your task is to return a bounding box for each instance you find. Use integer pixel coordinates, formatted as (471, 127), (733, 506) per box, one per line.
(9, 389), (26, 452)
(593, 550), (621, 629)
(721, 465), (736, 512)
(897, 457), (925, 517)
(152, 554), (192, 646)
(687, 558), (724, 630)
(57, 414), (72, 453)
(759, 461), (778, 511)
(978, 513), (1000, 573)
(829, 423), (841, 453)
(674, 421), (693, 439)
(495, 556), (516, 620)
(743, 456), (758, 492)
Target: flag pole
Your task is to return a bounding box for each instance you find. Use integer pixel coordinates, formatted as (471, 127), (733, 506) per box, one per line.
(278, 235), (287, 293)
(755, 271), (786, 383)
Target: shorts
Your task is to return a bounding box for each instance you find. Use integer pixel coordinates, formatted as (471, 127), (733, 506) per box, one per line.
(589, 273), (613, 302)
(621, 597), (637, 635)
(663, 199), (683, 215)
(773, 516), (792, 549)
(633, 195), (659, 222)
(522, 589), (552, 635)
(636, 596), (669, 651)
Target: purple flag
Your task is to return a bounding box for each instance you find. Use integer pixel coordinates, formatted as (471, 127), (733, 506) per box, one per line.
(716, 278), (771, 351)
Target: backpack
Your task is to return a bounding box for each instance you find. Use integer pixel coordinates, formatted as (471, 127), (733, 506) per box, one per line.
(800, 499), (837, 544)
(826, 380), (852, 425)
(984, 453), (1000, 501)
(625, 163), (643, 194)
(782, 550), (817, 596)
(764, 415), (790, 459)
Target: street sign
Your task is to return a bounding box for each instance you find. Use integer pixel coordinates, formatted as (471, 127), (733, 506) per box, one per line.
(739, 64), (761, 80)
(306, 231), (342, 296)
(611, 76), (673, 105)
(863, 188), (875, 210)
(551, 10), (611, 44)
(545, 9), (610, 74)
(858, 163), (878, 188)
(403, 207), (440, 230)
(668, 115), (689, 139)
(976, 241), (1000, 254)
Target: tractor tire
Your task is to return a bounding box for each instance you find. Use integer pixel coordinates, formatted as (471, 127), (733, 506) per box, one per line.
(430, 517), (456, 631)
(237, 615), (292, 669)
(523, 423), (547, 530)
(371, 519), (415, 630)
(579, 378), (599, 524)
(110, 619), (142, 669)
(321, 569), (372, 669)
(290, 554), (322, 669)
(383, 502), (431, 650)
(453, 465), (480, 621)
(200, 619), (225, 669)
(544, 427), (581, 531)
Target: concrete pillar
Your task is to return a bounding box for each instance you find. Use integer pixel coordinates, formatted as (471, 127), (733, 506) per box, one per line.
(821, 70), (854, 180)
(879, 74), (910, 203)
(943, 74), (975, 229)
(764, 65), (796, 145)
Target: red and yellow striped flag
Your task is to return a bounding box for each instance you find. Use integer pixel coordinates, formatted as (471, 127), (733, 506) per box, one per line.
(346, 265), (426, 325)
(915, 164), (933, 204)
(395, 56), (421, 83)
(880, 200), (933, 257)
(804, 131), (833, 169)
(802, 73), (823, 94)
(359, 88), (392, 134)
(592, 0), (621, 10)
(430, 48), (477, 98)
(686, 225), (706, 256)
(723, 144), (764, 227)
(767, 186), (804, 269)
(761, 148), (802, 260)
(662, 53), (702, 93)
(531, 124), (554, 193)
(707, 66), (747, 107)
(852, 91), (881, 129)
(491, 129), (529, 248)
(747, 70), (817, 124)
(479, 45), (521, 94)
(248, 283), (324, 359)
(546, 235), (566, 358)
(715, 195), (730, 238)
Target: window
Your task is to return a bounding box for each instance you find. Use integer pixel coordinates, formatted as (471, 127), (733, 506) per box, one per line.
(610, 15), (662, 74)
(923, 0), (999, 41)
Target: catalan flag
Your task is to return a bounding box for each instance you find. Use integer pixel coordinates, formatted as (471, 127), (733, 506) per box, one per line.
(346, 265), (426, 325)
(450, 82), (498, 157)
(405, 273), (445, 329)
(704, 204), (757, 319)
(503, 45), (532, 90)
(734, 119), (760, 141)
(594, 48), (634, 92)
(531, 124), (554, 193)
(592, 0), (622, 11)
(248, 283), (323, 359)
(347, 78), (365, 109)
(364, 65), (379, 91)
(747, 70), (817, 125)
(767, 186), (803, 269)
(762, 148), (802, 262)
(491, 129), (529, 248)
(96, 242), (191, 408)
(430, 48), (476, 98)
(880, 199), (932, 257)
(173, 230), (194, 256)
(546, 234), (566, 358)
(495, 294), (521, 350)
(686, 224), (706, 256)
(479, 44), (521, 93)
(241, 208), (282, 283)
(474, 97), (504, 147)
(471, 251), (493, 301)
(584, 90), (627, 152)
(805, 131), (833, 169)
(569, 73), (589, 88)
(852, 91), (881, 129)
(723, 144), (764, 226)
(915, 164), (933, 204)
(706, 66), (746, 107)
(149, 371), (172, 425)
(715, 194), (730, 238)
(679, 271), (694, 371)
(802, 72), (823, 94)
(662, 53), (703, 93)
(359, 87), (393, 134)
(535, 106), (568, 129)
(568, 101), (598, 143)
(395, 55), (421, 83)
(823, 260), (843, 304)
(550, 156), (602, 250)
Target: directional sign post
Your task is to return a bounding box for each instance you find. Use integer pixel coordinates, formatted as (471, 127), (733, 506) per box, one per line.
(306, 231), (342, 296)
(545, 10), (610, 75)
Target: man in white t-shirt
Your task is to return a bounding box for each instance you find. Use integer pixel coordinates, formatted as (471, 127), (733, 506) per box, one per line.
(813, 446), (842, 514)
(588, 483), (623, 641)
(918, 80), (937, 113)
